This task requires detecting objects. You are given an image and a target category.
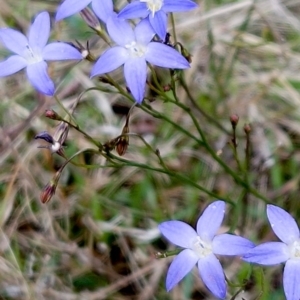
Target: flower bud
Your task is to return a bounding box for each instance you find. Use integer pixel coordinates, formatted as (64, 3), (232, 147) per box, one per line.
(116, 136), (129, 156)
(40, 170), (61, 204)
(163, 84), (171, 92)
(243, 123), (251, 134)
(40, 182), (57, 204)
(116, 115), (130, 156)
(45, 109), (62, 120)
(80, 8), (102, 33)
(230, 114), (239, 128)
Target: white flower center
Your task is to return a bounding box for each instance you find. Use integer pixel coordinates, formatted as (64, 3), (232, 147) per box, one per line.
(51, 142), (61, 153)
(191, 236), (213, 259)
(125, 41), (146, 58)
(140, 0), (163, 16)
(288, 239), (300, 260)
(23, 45), (43, 64)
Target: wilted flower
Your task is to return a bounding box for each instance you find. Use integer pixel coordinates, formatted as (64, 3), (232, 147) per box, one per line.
(91, 17), (190, 103)
(40, 165), (65, 203)
(35, 131), (64, 155)
(243, 205), (300, 300)
(56, 0), (115, 23)
(159, 200), (254, 299)
(40, 177), (58, 204)
(118, 0), (198, 40)
(0, 12), (82, 95)
(35, 120), (69, 158)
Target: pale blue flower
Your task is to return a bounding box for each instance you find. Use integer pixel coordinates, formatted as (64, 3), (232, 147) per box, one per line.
(118, 0), (198, 40)
(56, 0), (114, 23)
(243, 205), (300, 300)
(91, 17), (190, 103)
(0, 11), (82, 96)
(159, 200), (255, 299)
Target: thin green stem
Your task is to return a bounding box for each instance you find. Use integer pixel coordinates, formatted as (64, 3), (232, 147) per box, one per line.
(106, 152), (235, 206)
(179, 73), (231, 135)
(170, 13), (177, 44)
(141, 102), (204, 146)
(59, 118), (102, 149)
(54, 95), (77, 124)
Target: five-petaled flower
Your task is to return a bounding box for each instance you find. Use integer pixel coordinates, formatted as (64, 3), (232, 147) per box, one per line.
(118, 0), (198, 40)
(0, 11), (82, 96)
(243, 205), (300, 300)
(91, 17), (190, 103)
(56, 0), (114, 23)
(159, 200), (255, 299)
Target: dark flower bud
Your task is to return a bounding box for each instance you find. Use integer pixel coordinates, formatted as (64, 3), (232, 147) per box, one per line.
(99, 76), (111, 84)
(40, 170), (61, 204)
(243, 124), (251, 134)
(163, 84), (171, 92)
(230, 114), (239, 128)
(164, 33), (171, 45)
(116, 114), (130, 156)
(116, 138), (128, 156)
(40, 181), (57, 204)
(44, 109), (63, 121)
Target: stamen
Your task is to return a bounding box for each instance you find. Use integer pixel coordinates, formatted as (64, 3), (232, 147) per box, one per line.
(191, 236), (212, 258)
(23, 45), (43, 64)
(125, 41), (146, 58)
(140, 0), (163, 17)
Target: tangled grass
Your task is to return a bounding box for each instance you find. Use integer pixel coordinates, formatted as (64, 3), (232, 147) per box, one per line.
(0, 0), (300, 299)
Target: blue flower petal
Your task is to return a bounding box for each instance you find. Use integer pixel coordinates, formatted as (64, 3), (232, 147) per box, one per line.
(198, 254), (226, 299)
(283, 260), (300, 300)
(92, 0), (114, 23)
(118, 1), (148, 19)
(149, 11), (167, 40)
(267, 205), (300, 245)
(163, 0), (198, 12)
(28, 12), (50, 50)
(124, 57), (147, 103)
(56, 0), (91, 21)
(107, 17), (135, 47)
(26, 61), (54, 95)
(159, 220), (198, 248)
(146, 42), (189, 69)
(0, 28), (28, 56)
(90, 47), (128, 77)
(42, 42), (82, 60)
(196, 201), (225, 242)
(166, 249), (198, 291)
(134, 19), (155, 45)
(0, 55), (27, 76)
(243, 242), (289, 265)
(212, 234), (255, 256)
